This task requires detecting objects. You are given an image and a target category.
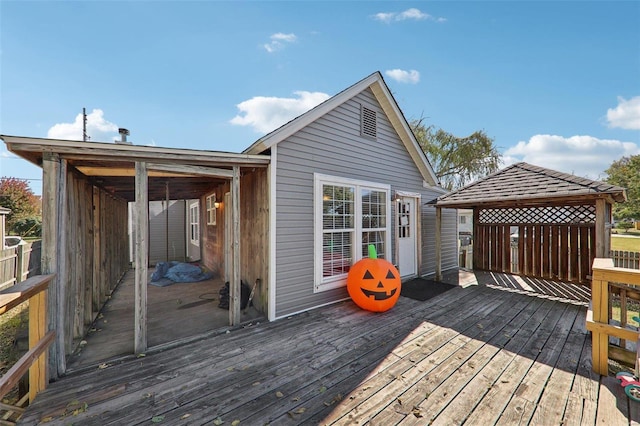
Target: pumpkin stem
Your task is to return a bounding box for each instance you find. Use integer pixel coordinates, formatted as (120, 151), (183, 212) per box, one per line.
(368, 244), (377, 259)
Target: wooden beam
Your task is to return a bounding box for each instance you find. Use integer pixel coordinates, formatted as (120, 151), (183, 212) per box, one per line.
(41, 153), (59, 379)
(29, 289), (47, 401)
(435, 206), (442, 281)
(595, 198), (606, 258)
(134, 161), (148, 354)
(56, 158), (68, 376)
(230, 166), (241, 326)
(147, 163), (235, 178)
(3, 137), (271, 166)
(0, 275), (54, 315)
(76, 166), (190, 178)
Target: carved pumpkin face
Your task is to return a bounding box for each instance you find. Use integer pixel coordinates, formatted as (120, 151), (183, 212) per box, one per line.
(347, 245), (401, 312)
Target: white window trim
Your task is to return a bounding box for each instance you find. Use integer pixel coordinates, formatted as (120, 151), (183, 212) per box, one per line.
(189, 203), (200, 246)
(313, 173), (391, 293)
(206, 194), (216, 226)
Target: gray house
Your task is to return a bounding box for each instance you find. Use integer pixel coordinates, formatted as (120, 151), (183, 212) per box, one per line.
(2, 71), (459, 376)
(243, 71), (458, 319)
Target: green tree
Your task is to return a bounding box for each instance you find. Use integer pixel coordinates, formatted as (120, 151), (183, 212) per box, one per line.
(410, 119), (501, 190)
(605, 155), (640, 221)
(0, 177), (41, 235)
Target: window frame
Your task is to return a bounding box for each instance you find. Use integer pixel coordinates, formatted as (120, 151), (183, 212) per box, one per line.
(314, 173), (391, 293)
(189, 203), (200, 246)
(206, 194), (216, 226)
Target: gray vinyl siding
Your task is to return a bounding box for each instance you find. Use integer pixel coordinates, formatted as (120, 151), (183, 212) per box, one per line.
(273, 88), (458, 317)
(148, 200), (187, 265)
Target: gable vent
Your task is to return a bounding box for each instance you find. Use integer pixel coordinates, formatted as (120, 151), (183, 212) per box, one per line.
(361, 105), (377, 139)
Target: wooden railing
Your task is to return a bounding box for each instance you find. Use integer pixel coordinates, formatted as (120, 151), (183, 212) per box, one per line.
(0, 274), (55, 423)
(586, 259), (640, 375)
(611, 250), (640, 270)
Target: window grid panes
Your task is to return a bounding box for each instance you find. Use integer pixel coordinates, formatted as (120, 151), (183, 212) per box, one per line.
(322, 185), (354, 278)
(206, 195), (216, 225)
(190, 205), (199, 245)
(362, 189), (387, 259)
(398, 201), (410, 239)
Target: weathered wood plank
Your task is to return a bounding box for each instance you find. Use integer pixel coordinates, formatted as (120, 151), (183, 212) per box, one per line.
(18, 279), (614, 426)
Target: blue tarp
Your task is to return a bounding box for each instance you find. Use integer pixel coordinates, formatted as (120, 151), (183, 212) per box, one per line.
(150, 261), (214, 287)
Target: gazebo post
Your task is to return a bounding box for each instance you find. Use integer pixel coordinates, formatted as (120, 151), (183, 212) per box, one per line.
(435, 206), (442, 281)
(595, 198), (611, 258)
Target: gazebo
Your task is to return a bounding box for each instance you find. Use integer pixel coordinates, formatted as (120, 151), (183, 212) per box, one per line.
(433, 162), (627, 284)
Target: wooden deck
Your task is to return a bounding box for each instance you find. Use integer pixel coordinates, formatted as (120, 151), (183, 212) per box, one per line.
(19, 272), (640, 425)
(66, 270), (263, 370)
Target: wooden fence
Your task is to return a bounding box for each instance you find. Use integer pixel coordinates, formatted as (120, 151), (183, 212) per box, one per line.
(611, 250), (640, 270)
(0, 242), (42, 292)
(475, 223), (595, 284)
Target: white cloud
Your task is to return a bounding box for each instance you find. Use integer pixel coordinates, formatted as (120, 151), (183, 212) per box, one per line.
(385, 69), (420, 84)
(373, 8), (445, 23)
(47, 109), (118, 142)
(263, 32), (297, 53)
(607, 96), (640, 130)
(230, 91), (331, 133)
(504, 134), (640, 179)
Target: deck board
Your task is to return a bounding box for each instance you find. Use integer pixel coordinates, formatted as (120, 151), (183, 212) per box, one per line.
(18, 272), (638, 425)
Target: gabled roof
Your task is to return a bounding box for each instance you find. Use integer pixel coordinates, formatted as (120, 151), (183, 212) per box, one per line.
(435, 162), (627, 208)
(243, 71), (440, 187)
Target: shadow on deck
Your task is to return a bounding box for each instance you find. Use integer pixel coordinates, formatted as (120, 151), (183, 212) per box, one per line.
(18, 270), (640, 425)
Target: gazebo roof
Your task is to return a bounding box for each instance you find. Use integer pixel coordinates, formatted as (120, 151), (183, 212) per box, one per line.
(434, 162), (627, 208)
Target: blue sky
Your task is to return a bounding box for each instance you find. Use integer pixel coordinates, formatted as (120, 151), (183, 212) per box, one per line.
(1, 1), (639, 196)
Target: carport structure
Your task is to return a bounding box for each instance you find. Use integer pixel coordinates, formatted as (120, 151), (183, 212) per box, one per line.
(433, 162), (627, 284)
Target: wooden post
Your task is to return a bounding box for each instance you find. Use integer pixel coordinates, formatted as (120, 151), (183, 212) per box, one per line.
(435, 206), (442, 281)
(28, 289), (47, 401)
(595, 198), (607, 258)
(230, 166), (241, 326)
(41, 153), (67, 378)
(16, 243), (25, 283)
(134, 162), (148, 354)
(591, 258), (613, 375)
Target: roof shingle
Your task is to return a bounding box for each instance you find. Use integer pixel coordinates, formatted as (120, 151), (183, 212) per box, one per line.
(435, 162), (627, 208)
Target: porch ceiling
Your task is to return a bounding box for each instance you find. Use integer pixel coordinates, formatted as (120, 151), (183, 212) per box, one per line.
(2, 135), (270, 202)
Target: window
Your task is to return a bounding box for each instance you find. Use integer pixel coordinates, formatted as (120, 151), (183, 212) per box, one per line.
(460, 215), (466, 224)
(189, 204), (200, 246)
(206, 194), (216, 225)
(361, 105), (377, 139)
(314, 174), (390, 292)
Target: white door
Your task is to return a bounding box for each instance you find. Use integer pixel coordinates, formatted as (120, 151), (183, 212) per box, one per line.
(397, 196), (417, 278)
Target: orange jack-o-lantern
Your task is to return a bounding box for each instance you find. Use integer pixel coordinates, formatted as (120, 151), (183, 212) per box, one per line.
(347, 245), (401, 312)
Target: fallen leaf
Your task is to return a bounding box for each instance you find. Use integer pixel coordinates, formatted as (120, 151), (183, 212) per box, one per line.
(231, 420), (240, 426)
(275, 391), (284, 398)
(252, 381), (261, 386)
(319, 386), (327, 393)
(227, 367), (235, 371)
(151, 415), (165, 423)
(98, 363), (110, 369)
(294, 408), (306, 414)
(181, 414), (191, 419)
(411, 407), (423, 418)
(291, 396), (300, 401)
(41, 416), (53, 422)
(212, 418), (224, 425)
(137, 353), (146, 358)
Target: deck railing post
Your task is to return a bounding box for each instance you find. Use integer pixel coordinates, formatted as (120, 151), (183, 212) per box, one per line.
(590, 269), (610, 375)
(28, 288), (47, 401)
(587, 258), (640, 375)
